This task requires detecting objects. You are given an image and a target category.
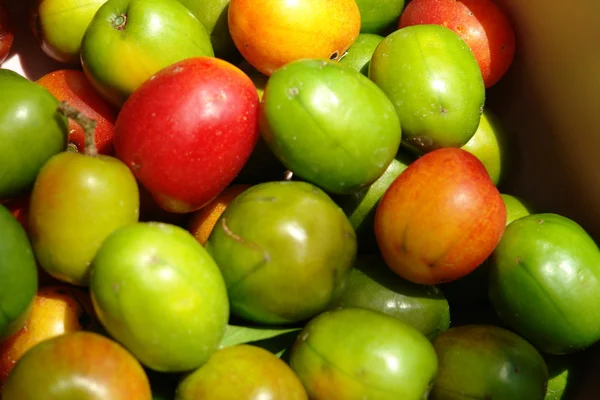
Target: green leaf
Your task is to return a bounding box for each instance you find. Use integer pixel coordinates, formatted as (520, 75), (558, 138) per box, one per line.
(219, 324), (302, 349)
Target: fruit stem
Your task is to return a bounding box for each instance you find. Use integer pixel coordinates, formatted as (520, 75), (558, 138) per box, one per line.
(57, 101), (98, 157)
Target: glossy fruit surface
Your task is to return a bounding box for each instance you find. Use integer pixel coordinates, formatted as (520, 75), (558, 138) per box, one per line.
(260, 58), (401, 195)
(205, 181), (357, 325)
(330, 254), (450, 340)
(0, 205), (38, 340)
(80, 0), (214, 106)
(399, 0), (516, 87)
(339, 33), (384, 76)
(369, 24), (485, 153)
(502, 193), (535, 225)
(489, 213), (600, 354)
(175, 0), (238, 59)
(461, 107), (509, 186)
(0, 69), (68, 200)
(29, 149), (140, 286)
(289, 307), (438, 400)
(114, 57), (259, 214)
(228, 0), (360, 75)
(2, 331), (152, 400)
(430, 325), (548, 400)
(175, 345), (307, 400)
(0, 285), (98, 388)
(354, 0), (405, 34)
(90, 222), (230, 372)
(375, 148), (506, 285)
(31, 0), (107, 63)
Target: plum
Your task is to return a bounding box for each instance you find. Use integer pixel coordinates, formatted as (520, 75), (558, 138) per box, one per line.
(205, 181), (357, 325)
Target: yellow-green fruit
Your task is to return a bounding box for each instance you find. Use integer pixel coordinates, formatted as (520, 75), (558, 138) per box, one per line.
(462, 108), (509, 186)
(501, 193), (535, 226)
(290, 308), (438, 400)
(33, 0), (108, 63)
(175, 345), (307, 400)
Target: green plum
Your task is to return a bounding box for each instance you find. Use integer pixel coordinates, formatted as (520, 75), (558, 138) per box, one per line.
(80, 0), (214, 107)
(354, 0), (406, 34)
(461, 107), (510, 186)
(369, 24), (485, 153)
(175, 0), (239, 60)
(28, 103), (140, 287)
(0, 69), (68, 200)
(289, 307), (438, 400)
(502, 193), (536, 225)
(339, 33), (384, 76)
(32, 0), (108, 63)
(0, 205), (38, 340)
(489, 213), (600, 354)
(175, 345), (307, 400)
(430, 325), (548, 400)
(90, 222), (230, 372)
(334, 150), (414, 252)
(205, 181), (357, 325)
(330, 253), (450, 340)
(260, 58), (402, 195)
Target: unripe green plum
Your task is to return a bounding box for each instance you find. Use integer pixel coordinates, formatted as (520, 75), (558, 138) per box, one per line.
(175, 345), (307, 399)
(260, 58), (402, 195)
(430, 325), (548, 400)
(90, 222), (230, 372)
(369, 25), (485, 153)
(290, 307), (438, 400)
(205, 181), (357, 325)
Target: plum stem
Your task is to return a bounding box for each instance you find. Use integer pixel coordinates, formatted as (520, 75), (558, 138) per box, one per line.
(57, 101), (98, 157)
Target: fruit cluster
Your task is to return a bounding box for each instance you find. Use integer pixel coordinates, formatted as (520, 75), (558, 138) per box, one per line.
(0, 0), (596, 399)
